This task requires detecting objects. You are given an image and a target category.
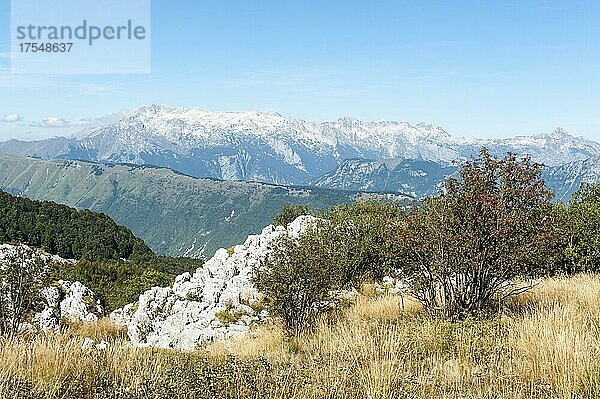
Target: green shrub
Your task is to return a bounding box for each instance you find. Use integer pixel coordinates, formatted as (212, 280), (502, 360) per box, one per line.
(272, 204), (310, 227)
(386, 149), (561, 318)
(261, 200), (404, 335)
(0, 245), (52, 336)
(321, 200), (404, 284)
(253, 226), (342, 336)
(555, 183), (600, 273)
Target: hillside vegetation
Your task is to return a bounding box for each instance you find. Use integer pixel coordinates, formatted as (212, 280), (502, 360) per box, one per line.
(0, 154), (406, 258)
(0, 190), (202, 311)
(0, 190), (152, 261)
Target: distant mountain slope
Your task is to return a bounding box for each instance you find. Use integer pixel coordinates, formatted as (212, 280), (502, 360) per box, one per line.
(312, 157), (600, 203)
(0, 137), (97, 160)
(312, 158), (458, 198)
(0, 155), (406, 258)
(1, 105), (598, 186)
(543, 158), (600, 202)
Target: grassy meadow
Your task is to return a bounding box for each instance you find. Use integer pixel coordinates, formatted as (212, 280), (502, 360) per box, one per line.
(1, 274), (599, 399)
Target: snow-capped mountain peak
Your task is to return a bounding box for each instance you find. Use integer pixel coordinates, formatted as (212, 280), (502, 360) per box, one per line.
(549, 127), (570, 137)
(2, 105), (599, 187)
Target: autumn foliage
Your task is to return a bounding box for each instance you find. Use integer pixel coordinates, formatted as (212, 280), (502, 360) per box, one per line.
(387, 148), (560, 317)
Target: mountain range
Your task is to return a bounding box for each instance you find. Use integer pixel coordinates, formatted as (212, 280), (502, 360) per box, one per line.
(312, 157), (600, 202)
(2, 105), (600, 251)
(2, 105), (600, 189)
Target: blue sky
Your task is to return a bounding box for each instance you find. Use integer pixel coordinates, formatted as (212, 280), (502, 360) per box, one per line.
(0, 0), (599, 140)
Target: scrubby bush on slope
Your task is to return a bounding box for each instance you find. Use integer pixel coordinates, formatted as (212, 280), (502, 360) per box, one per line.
(254, 225), (341, 336)
(272, 204), (310, 227)
(386, 148), (561, 318)
(0, 245), (52, 336)
(555, 183), (600, 274)
(258, 201), (404, 335)
(321, 201), (404, 284)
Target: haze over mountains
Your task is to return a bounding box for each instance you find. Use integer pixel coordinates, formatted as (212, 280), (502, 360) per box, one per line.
(2, 105), (600, 192)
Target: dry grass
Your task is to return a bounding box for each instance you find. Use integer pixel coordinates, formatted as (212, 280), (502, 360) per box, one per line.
(67, 317), (128, 342)
(1, 274), (600, 398)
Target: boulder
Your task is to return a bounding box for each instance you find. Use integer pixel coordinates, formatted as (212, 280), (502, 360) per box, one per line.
(32, 280), (103, 330)
(57, 280), (103, 323)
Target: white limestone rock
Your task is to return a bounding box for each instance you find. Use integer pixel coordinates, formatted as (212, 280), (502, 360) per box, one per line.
(58, 280), (103, 323)
(109, 302), (136, 326)
(81, 337), (95, 350)
(95, 340), (108, 350)
(119, 215), (318, 350)
(32, 307), (60, 330)
(31, 280), (103, 330)
(375, 276), (408, 295)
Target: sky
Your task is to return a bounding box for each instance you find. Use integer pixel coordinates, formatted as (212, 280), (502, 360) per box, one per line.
(0, 0), (599, 141)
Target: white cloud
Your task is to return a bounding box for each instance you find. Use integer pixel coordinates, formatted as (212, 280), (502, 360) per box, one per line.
(1, 113), (23, 123)
(29, 113), (123, 129)
(30, 117), (84, 128)
(78, 113), (122, 126)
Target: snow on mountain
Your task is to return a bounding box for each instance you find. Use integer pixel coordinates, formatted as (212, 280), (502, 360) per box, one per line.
(71, 104), (470, 181)
(1, 105), (599, 186)
(544, 158), (600, 202)
(312, 158), (458, 198)
(468, 128), (600, 168)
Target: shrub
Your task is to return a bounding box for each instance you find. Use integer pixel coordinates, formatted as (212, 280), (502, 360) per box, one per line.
(0, 245), (52, 336)
(322, 200), (404, 284)
(386, 148), (560, 318)
(253, 226), (341, 336)
(555, 183), (600, 273)
(272, 204), (310, 227)
(260, 201), (404, 335)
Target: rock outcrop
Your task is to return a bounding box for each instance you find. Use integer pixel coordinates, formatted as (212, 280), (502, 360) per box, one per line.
(112, 216), (316, 350)
(81, 337), (108, 350)
(0, 244), (103, 330)
(33, 280), (103, 330)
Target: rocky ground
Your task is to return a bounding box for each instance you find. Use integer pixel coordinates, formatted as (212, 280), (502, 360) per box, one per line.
(110, 215), (317, 349)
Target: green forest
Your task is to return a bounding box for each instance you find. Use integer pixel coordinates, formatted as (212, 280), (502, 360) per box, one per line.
(0, 190), (202, 310)
(0, 190), (151, 261)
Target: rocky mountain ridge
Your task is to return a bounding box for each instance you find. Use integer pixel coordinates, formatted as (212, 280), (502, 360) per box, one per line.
(1, 106), (598, 186)
(312, 156), (600, 202)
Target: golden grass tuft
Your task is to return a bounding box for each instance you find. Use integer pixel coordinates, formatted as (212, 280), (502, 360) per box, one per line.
(67, 317), (128, 341)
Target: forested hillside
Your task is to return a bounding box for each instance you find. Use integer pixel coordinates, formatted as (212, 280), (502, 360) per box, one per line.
(0, 154), (408, 258)
(0, 190), (202, 310)
(0, 190), (152, 261)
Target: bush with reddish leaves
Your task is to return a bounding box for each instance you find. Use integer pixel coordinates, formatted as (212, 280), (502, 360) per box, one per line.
(386, 148), (561, 318)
